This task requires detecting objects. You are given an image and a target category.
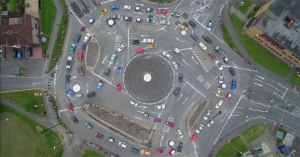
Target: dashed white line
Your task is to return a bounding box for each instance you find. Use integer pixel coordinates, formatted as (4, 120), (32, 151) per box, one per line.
(248, 108), (268, 113)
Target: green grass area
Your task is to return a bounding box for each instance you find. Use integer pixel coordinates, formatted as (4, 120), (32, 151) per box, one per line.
(276, 128), (287, 144)
(289, 74), (300, 87)
(221, 24), (240, 54)
(9, 0), (17, 11)
(235, 0), (253, 14)
(0, 104), (63, 157)
(82, 149), (105, 157)
(0, 90), (46, 117)
(49, 0), (68, 71)
(241, 124), (266, 143)
(216, 136), (248, 157)
(41, 0), (57, 56)
(229, 13), (291, 77)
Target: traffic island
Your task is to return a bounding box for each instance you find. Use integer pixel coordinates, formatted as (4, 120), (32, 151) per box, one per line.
(82, 104), (154, 146)
(187, 99), (208, 129)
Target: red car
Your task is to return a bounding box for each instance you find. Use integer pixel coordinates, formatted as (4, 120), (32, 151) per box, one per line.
(77, 65), (84, 76)
(77, 50), (83, 62)
(166, 121), (175, 128)
(157, 8), (168, 14)
(116, 82), (122, 92)
(168, 148), (176, 156)
(95, 132), (104, 140)
(226, 92), (232, 100)
(155, 148), (164, 153)
(80, 25), (87, 32)
(135, 48), (144, 54)
(190, 133), (197, 141)
(66, 102), (74, 112)
(154, 117), (162, 122)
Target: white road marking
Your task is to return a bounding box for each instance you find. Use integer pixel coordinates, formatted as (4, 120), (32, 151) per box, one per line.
(256, 75), (265, 80)
(249, 100), (270, 108)
(138, 106), (147, 109)
(254, 82), (263, 87)
(183, 97), (188, 104)
(102, 55), (107, 64)
(249, 108), (268, 113)
(265, 83), (275, 88)
(134, 116), (142, 120)
(255, 78), (263, 82)
(178, 93), (183, 100)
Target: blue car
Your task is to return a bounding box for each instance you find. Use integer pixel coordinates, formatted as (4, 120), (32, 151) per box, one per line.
(110, 3), (120, 10)
(96, 80), (104, 90)
(231, 80), (237, 91)
(80, 43), (86, 50)
(66, 88), (75, 96)
(147, 18), (155, 23)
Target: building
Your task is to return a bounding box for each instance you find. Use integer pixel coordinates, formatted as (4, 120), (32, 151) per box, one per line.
(244, 0), (300, 67)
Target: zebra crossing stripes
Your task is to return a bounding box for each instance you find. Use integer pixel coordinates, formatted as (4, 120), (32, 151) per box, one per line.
(203, 81), (211, 89)
(101, 0), (115, 4)
(192, 51), (209, 72)
(222, 65), (257, 72)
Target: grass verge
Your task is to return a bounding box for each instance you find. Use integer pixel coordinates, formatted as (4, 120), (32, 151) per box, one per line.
(0, 90), (46, 117)
(241, 124), (266, 143)
(49, 0), (68, 71)
(229, 13), (291, 77)
(41, 0), (57, 56)
(234, 0), (253, 14)
(221, 23), (240, 54)
(216, 136), (247, 157)
(0, 104), (63, 157)
(289, 74), (300, 87)
(82, 149), (105, 157)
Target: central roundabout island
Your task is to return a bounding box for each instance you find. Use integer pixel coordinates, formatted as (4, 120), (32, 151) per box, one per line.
(124, 53), (174, 103)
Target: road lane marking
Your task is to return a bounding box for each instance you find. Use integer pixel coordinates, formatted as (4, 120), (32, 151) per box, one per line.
(253, 83), (263, 86)
(178, 93), (183, 100)
(183, 97), (188, 104)
(248, 108), (268, 113)
(249, 100), (270, 108)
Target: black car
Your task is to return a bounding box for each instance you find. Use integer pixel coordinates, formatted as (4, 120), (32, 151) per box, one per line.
(124, 16), (133, 21)
(65, 74), (70, 82)
(173, 87), (181, 96)
(87, 92), (96, 98)
(71, 116), (79, 123)
(177, 142), (183, 152)
(132, 39), (140, 45)
(229, 67), (236, 76)
(189, 20), (196, 28)
(179, 73), (183, 82)
(202, 35), (212, 44)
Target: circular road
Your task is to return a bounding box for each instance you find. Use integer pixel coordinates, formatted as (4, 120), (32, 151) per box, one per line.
(124, 53), (174, 103)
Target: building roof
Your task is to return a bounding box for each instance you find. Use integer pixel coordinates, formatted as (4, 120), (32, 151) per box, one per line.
(0, 14), (37, 47)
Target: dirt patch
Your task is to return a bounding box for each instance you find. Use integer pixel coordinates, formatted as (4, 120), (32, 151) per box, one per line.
(85, 39), (100, 68)
(83, 104), (153, 145)
(188, 99), (208, 129)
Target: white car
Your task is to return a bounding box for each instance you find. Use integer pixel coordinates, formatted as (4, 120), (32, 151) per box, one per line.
(224, 57), (229, 63)
(108, 137), (114, 142)
(83, 33), (91, 43)
(130, 101), (138, 107)
(199, 42), (207, 50)
(215, 100), (223, 109)
(163, 51), (172, 59)
(219, 75), (224, 84)
(118, 141), (127, 148)
(160, 20), (170, 25)
(196, 124), (204, 133)
(155, 104), (165, 109)
(173, 47), (180, 54)
(136, 17), (141, 22)
(75, 93), (82, 98)
(116, 43), (127, 52)
(215, 60), (223, 70)
(203, 110), (212, 120)
(172, 61), (178, 70)
(141, 39), (154, 43)
(207, 120), (214, 127)
(135, 6), (140, 11)
(176, 129), (184, 139)
(66, 56), (72, 69)
(123, 5), (131, 10)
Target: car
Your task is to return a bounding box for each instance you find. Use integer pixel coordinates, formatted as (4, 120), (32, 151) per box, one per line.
(131, 147), (139, 154)
(202, 35), (212, 44)
(80, 43), (86, 50)
(160, 20), (170, 25)
(231, 80), (237, 91)
(178, 73), (183, 82)
(155, 148), (164, 153)
(148, 44), (157, 48)
(189, 20), (196, 28)
(65, 88), (75, 96)
(83, 33), (91, 43)
(173, 47), (180, 53)
(73, 34), (81, 43)
(108, 53), (117, 66)
(207, 120), (215, 127)
(176, 129), (184, 139)
(215, 60), (223, 70)
(140, 149), (151, 155)
(219, 75), (224, 84)
(111, 14), (121, 20)
(171, 12), (180, 17)
(123, 5), (131, 10)
(147, 18), (155, 23)
(155, 104), (165, 109)
(166, 117), (175, 128)
(130, 101), (138, 107)
(226, 92), (232, 100)
(110, 3), (120, 10)
(95, 132), (104, 140)
(120, 43), (126, 49)
(135, 6), (140, 11)
(203, 110), (212, 120)
(224, 57), (229, 63)
(87, 92), (96, 98)
(191, 33), (199, 41)
(136, 17), (142, 22)
(80, 25), (86, 32)
(65, 74), (70, 82)
(66, 56), (72, 69)
(141, 39), (154, 43)
(207, 21), (212, 31)
(69, 43), (76, 54)
(66, 102), (74, 112)
(229, 67), (236, 76)
(216, 88), (221, 97)
(124, 16), (133, 21)
(75, 93), (82, 98)
(208, 52), (216, 60)
(172, 61), (178, 70)
(173, 87), (181, 96)
(96, 80), (104, 90)
(135, 48), (144, 54)
(104, 67), (111, 76)
(190, 133), (197, 141)
(116, 82), (122, 92)
(144, 113), (150, 118)
(177, 142), (183, 152)
(215, 46), (223, 53)
(100, 8), (108, 15)
(157, 7), (168, 14)
(118, 141), (127, 148)
(77, 65), (84, 76)
(196, 123), (204, 133)
(85, 123), (92, 129)
(116, 43), (126, 52)
(162, 51), (172, 59)
(215, 100), (223, 109)
(146, 7), (153, 12)
(108, 137), (114, 142)
(199, 42), (207, 50)
(88, 18), (96, 24)
(168, 148), (176, 156)
(132, 39), (139, 45)
(77, 50), (83, 62)
(71, 116), (79, 123)
(154, 117), (162, 122)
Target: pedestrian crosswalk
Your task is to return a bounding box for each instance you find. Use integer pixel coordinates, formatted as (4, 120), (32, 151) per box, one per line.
(101, 0), (115, 4)
(192, 51), (210, 72)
